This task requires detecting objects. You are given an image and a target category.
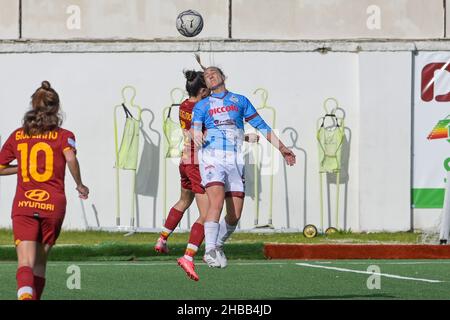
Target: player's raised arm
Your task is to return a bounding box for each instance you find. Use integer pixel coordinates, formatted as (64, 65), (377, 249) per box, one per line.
(243, 97), (296, 166)
(63, 148), (89, 200)
(265, 131), (296, 166)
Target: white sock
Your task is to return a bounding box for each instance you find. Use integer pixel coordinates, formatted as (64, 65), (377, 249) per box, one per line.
(183, 243), (198, 262)
(17, 286), (33, 300)
(183, 255), (194, 262)
(216, 219), (237, 248)
(204, 221), (220, 252)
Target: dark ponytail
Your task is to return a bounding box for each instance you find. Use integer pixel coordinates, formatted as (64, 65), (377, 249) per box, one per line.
(23, 81), (62, 135)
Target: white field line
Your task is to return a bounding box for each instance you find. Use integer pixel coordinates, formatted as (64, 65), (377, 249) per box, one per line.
(1, 260), (449, 269)
(296, 263), (443, 283)
(315, 261), (450, 265)
(1, 260), (450, 267)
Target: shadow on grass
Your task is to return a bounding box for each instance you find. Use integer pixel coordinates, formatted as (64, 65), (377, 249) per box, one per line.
(0, 243), (266, 262)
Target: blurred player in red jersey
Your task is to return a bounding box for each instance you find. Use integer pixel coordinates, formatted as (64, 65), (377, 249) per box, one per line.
(0, 81), (89, 300)
(154, 70), (210, 281)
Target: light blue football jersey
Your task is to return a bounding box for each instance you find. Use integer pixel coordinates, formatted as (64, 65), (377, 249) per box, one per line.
(192, 91), (272, 152)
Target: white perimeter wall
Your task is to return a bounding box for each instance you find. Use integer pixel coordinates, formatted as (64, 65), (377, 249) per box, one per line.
(0, 49), (421, 232)
(0, 0), (445, 40)
(358, 52), (412, 231)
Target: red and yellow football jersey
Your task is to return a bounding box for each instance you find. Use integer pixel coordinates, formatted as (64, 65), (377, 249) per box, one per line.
(0, 127), (76, 218)
(179, 99), (196, 165)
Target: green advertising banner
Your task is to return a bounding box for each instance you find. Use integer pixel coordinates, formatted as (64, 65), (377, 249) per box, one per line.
(413, 52), (450, 209)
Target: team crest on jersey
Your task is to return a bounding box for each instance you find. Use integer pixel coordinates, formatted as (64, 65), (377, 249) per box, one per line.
(230, 95), (239, 104)
(206, 171), (214, 180)
(68, 138), (76, 148)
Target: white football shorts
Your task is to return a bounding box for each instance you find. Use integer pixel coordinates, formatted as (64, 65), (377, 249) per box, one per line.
(199, 148), (245, 198)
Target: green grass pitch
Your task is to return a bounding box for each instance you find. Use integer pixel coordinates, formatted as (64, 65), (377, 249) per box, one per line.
(1, 260), (450, 300)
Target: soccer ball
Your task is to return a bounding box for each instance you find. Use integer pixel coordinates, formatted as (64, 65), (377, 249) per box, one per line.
(176, 10), (204, 38)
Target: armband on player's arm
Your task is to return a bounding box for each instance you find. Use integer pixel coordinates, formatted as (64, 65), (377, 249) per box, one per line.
(63, 146), (77, 155)
(246, 113), (272, 138)
(0, 164), (18, 176)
